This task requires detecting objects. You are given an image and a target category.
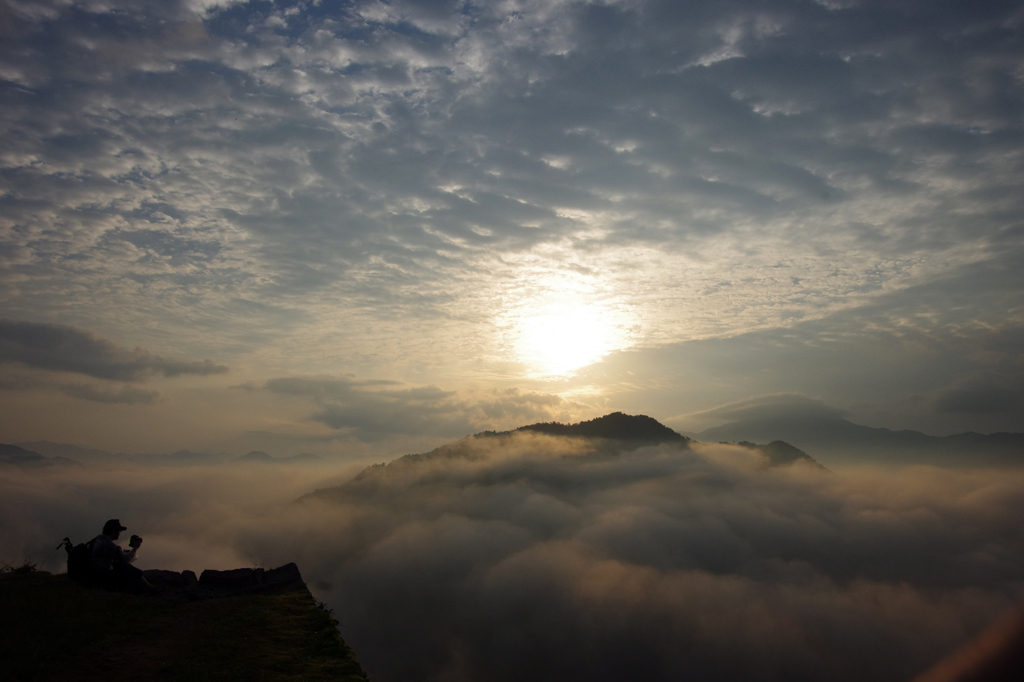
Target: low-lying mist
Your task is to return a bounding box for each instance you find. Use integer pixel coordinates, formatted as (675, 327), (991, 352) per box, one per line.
(3, 435), (1023, 682)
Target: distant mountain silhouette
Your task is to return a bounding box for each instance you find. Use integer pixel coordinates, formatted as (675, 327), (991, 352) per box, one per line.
(241, 450), (275, 462)
(0, 443), (80, 468)
(16, 441), (326, 466)
(511, 412), (690, 443)
(12, 441), (231, 465)
(735, 441), (825, 469)
(237, 450), (323, 464)
(13, 441), (129, 463)
(284, 452), (323, 462)
(696, 414), (1024, 466)
(0, 443), (46, 465)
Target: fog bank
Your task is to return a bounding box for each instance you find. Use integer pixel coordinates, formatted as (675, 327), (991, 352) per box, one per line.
(3, 436), (1023, 682)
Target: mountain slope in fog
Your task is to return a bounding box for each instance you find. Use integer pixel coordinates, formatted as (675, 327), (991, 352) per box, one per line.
(508, 412), (690, 443)
(290, 412), (1019, 682)
(305, 413), (819, 504)
(736, 440), (825, 469)
(696, 414), (1024, 466)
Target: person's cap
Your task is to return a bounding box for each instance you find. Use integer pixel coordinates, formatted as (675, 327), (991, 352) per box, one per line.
(103, 519), (127, 533)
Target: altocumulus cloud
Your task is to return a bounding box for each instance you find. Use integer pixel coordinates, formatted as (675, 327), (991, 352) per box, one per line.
(1, 0), (1022, 379)
(265, 375), (567, 440)
(4, 435), (1022, 682)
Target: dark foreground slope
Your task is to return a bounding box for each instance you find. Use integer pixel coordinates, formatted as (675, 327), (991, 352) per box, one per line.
(0, 564), (368, 682)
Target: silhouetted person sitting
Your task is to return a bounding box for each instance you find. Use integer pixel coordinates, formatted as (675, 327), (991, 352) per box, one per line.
(90, 519), (152, 593)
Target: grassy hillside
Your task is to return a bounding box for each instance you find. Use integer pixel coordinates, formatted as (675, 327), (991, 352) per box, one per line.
(0, 564), (368, 682)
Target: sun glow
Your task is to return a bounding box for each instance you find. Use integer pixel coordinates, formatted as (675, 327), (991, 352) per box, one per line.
(516, 304), (620, 376)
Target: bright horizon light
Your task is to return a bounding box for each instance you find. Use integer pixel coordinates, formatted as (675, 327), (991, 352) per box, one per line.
(515, 304), (621, 376)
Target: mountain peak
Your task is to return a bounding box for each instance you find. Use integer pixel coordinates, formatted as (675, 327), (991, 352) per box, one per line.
(514, 412), (689, 443)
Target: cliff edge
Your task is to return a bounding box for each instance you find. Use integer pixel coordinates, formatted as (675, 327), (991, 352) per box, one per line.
(0, 563), (368, 682)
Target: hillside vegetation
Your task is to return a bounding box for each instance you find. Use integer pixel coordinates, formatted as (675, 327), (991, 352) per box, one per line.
(0, 565), (368, 682)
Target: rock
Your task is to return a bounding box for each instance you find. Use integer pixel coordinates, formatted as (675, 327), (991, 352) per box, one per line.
(142, 569), (187, 588)
(263, 562), (303, 591)
(195, 564), (304, 595)
(198, 567), (260, 591)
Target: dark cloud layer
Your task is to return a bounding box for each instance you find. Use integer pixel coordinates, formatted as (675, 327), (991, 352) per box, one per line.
(57, 383), (161, 405)
(0, 319), (227, 382)
(4, 437), (1022, 682)
(931, 373), (1024, 416)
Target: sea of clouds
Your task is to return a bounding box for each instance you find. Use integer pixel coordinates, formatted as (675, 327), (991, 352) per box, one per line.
(3, 436), (1023, 682)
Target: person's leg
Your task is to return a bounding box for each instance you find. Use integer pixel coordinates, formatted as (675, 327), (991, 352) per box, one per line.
(90, 568), (116, 591)
(111, 562), (146, 593)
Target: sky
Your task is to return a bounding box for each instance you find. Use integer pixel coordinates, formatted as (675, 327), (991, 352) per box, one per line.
(1, 0), (1023, 456)
(4, 5), (1024, 679)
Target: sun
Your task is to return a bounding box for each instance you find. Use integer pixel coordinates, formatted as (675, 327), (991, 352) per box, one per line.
(516, 305), (618, 376)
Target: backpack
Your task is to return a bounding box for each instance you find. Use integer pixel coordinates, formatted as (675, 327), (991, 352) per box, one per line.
(59, 537), (95, 584)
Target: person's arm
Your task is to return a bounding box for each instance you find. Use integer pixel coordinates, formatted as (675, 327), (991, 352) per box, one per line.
(120, 545), (138, 564)
(121, 534), (142, 564)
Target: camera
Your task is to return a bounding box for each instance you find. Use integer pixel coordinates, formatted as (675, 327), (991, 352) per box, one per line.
(129, 534), (143, 548)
